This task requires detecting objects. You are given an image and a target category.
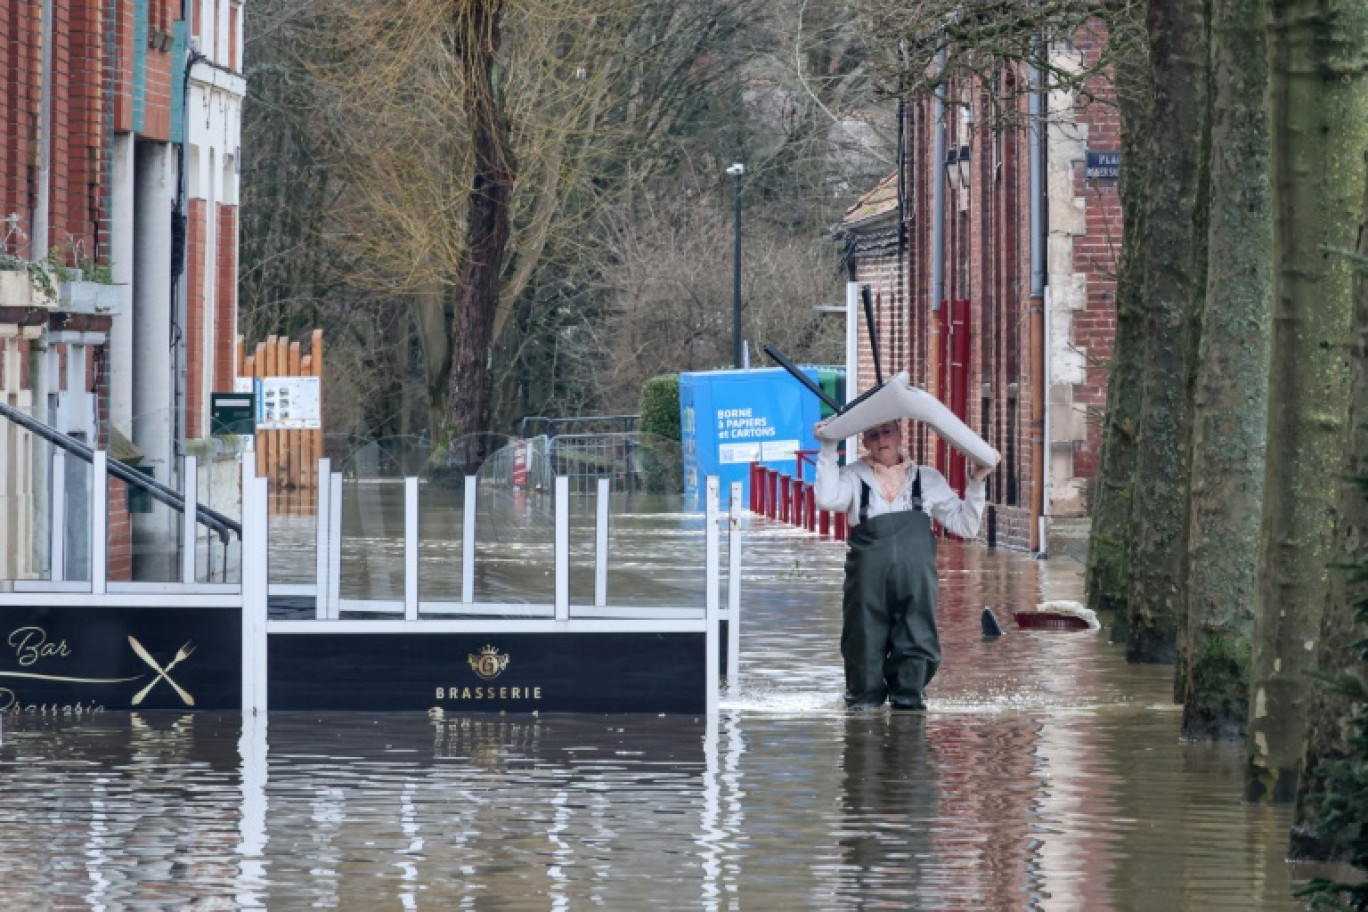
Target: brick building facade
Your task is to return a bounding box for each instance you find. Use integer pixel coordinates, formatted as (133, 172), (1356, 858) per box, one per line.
(0, 0), (244, 580)
(838, 36), (1121, 554)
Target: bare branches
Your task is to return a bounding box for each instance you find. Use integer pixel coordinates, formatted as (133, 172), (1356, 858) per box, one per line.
(858, 0), (1144, 129)
(243, 0), (888, 437)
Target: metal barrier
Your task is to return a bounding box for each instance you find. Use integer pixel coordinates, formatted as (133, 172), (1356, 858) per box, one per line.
(543, 433), (646, 494)
(517, 415), (639, 439)
(749, 456), (846, 540)
(482, 434), (654, 495)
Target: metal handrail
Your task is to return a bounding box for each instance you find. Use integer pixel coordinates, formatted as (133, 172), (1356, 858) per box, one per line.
(0, 401), (241, 542)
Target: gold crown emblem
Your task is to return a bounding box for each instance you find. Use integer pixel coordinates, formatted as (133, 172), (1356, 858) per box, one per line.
(468, 645), (510, 680)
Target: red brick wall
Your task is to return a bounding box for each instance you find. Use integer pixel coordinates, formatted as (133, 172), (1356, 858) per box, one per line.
(228, 3), (239, 71)
(1, 4), (39, 255)
(1068, 31), (1123, 485)
(1, 0), (183, 580)
(106, 481), (132, 581)
(181, 202), (241, 440)
(186, 199), (208, 438)
(0, 0), (175, 263)
(1, 0), (110, 264)
(113, 0), (134, 131)
(55, 0), (110, 259)
(213, 204), (238, 393)
(843, 40), (1119, 549)
(141, 54), (174, 141)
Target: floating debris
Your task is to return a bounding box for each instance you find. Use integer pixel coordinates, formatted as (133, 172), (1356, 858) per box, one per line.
(981, 606), (1005, 637)
(1013, 600), (1100, 631)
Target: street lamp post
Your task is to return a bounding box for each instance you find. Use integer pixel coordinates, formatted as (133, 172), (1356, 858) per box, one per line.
(726, 162), (745, 369)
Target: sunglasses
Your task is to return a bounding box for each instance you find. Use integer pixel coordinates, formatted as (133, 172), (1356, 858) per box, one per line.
(865, 425), (899, 439)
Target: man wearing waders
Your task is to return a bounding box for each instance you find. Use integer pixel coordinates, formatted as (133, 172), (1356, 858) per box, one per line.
(814, 421), (995, 710)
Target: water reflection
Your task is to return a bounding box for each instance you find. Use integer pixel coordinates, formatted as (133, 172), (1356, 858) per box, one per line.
(0, 503), (1324, 911)
(835, 712), (940, 906)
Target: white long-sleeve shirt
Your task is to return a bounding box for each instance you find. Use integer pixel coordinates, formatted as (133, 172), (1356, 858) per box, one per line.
(813, 440), (986, 540)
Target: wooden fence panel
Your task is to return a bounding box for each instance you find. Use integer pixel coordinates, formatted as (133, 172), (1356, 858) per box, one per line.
(237, 331), (323, 513)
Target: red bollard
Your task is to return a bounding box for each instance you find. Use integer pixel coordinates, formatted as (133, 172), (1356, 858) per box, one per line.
(835, 512), (848, 541)
(749, 463), (758, 512)
(805, 485), (816, 532)
(779, 475), (790, 524)
(768, 470), (779, 520)
(819, 508), (830, 537)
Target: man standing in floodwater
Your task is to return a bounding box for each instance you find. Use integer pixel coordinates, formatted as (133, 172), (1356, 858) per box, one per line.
(814, 421), (996, 710)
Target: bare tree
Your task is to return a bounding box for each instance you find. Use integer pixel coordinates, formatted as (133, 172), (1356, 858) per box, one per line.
(590, 187), (844, 411)
(243, 0), (886, 445)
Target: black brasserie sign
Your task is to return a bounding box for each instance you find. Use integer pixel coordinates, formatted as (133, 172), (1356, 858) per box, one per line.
(0, 606), (242, 713)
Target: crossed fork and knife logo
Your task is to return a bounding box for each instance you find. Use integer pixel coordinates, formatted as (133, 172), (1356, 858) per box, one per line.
(127, 636), (196, 706)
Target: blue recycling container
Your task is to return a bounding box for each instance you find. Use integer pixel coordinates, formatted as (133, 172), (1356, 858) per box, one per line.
(679, 367), (829, 505)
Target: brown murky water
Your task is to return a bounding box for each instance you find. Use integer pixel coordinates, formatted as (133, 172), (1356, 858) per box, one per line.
(0, 490), (1322, 910)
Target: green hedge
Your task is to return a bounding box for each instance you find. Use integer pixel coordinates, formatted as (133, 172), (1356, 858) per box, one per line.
(638, 375), (682, 493)
(638, 375), (681, 441)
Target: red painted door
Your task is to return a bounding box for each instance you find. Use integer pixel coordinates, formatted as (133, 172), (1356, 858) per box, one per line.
(937, 299), (971, 496)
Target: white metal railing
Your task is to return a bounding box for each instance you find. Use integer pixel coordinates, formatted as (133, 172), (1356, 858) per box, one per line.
(0, 449), (744, 715)
(287, 464), (742, 630)
(245, 462), (743, 714)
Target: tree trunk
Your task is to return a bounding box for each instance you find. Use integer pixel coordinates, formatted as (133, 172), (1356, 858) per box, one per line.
(1290, 158), (1368, 858)
(446, 0), (514, 466)
(414, 285), (452, 442)
(1088, 10), (1150, 632)
(1124, 0), (1208, 664)
(1178, 0), (1272, 740)
(1245, 0), (1367, 802)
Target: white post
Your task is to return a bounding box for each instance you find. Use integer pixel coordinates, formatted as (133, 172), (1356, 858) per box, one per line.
(242, 449), (259, 591)
(328, 472), (342, 619)
(554, 476), (569, 620)
(241, 466), (269, 716)
(50, 450), (65, 582)
(705, 476), (720, 718)
(254, 476), (269, 711)
(845, 280), (860, 460)
(181, 455), (198, 584)
(461, 475), (477, 604)
(404, 476), (419, 621)
(594, 477), (609, 607)
(727, 481), (742, 687)
(313, 458), (331, 619)
(91, 451), (107, 594)
(241, 458), (257, 712)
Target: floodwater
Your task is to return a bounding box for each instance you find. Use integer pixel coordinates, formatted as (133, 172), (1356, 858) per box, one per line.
(0, 489), (1327, 910)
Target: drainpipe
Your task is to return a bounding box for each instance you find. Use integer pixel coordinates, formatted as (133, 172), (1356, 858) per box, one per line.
(844, 261), (859, 460)
(896, 42), (909, 366)
(172, 29), (204, 482)
(1028, 45), (1047, 555)
(929, 51), (947, 401)
(34, 0), (55, 261)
